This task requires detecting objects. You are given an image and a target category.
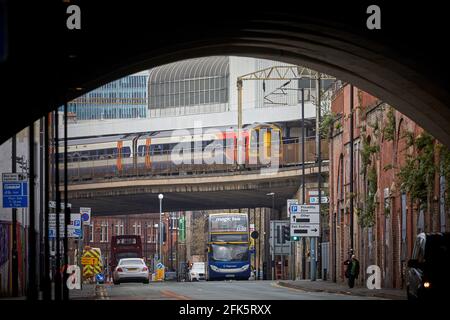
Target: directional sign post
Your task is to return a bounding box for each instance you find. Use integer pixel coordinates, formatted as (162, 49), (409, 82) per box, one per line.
(2, 173), (28, 208)
(289, 204), (320, 239)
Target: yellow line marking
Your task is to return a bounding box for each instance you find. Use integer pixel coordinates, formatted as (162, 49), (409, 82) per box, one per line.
(160, 289), (192, 300)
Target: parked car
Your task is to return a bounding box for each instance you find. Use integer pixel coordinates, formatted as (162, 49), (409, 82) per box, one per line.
(189, 262), (206, 281)
(113, 258), (150, 284)
(406, 232), (450, 300)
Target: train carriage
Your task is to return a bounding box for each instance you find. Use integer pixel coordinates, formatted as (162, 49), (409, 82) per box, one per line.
(58, 123), (287, 181)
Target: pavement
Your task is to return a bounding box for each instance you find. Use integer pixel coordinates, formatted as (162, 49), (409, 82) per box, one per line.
(277, 280), (406, 300)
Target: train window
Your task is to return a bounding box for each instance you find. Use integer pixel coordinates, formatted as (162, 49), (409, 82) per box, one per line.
(202, 140), (214, 150)
(122, 147), (131, 158)
(250, 130), (258, 148)
(151, 144), (163, 155)
(137, 145), (146, 157)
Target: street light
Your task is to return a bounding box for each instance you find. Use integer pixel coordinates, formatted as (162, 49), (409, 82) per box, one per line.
(158, 194), (164, 263)
(266, 192), (275, 280)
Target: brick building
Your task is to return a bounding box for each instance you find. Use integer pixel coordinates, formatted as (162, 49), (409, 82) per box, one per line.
(327, 84), (450, 289)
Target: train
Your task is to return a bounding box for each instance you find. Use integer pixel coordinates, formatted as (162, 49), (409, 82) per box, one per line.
(57, 123), (320, 181)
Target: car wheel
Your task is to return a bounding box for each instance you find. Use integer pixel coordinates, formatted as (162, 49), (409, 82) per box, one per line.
(143, 279), (149, 284)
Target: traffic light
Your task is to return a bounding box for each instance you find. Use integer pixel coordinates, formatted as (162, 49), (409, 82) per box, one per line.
(291, 235), (300, 241)
(162, 224), (167, 242)
(178, 217), (185, 242)
(282, 225), (290, 243)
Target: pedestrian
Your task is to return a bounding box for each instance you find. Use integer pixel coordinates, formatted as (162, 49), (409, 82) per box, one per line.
(344, 254), (360, 288)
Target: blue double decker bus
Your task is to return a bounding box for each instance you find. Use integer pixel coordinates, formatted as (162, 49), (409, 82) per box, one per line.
(207, 213), (251, 280)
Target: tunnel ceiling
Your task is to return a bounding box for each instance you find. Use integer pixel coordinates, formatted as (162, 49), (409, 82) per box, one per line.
(1, 2), (450, 146)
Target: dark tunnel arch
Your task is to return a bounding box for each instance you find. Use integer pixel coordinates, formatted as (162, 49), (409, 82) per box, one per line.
(1, 2), (449, 146)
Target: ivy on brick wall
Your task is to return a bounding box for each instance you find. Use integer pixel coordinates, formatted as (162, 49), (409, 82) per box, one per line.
(438, 144), (450, 206)
(358, 165), (377, 227)
(320, 110), (337, 139)
(360, 133), (380, 176)
(382, 106), (396, 142)
(397, 132), (436, 210)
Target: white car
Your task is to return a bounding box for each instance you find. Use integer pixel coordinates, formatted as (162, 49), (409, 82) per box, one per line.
(189, 262), (206, 281)
(113, 258), (149, 284)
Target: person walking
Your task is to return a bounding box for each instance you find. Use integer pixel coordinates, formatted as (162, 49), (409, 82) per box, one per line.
(344, 254), (360, 288)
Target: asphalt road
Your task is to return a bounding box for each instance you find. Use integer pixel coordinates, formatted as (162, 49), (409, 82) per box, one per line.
(89, 281), (384, 300)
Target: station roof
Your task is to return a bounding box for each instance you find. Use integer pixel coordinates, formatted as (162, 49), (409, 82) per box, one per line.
(148, 56), (229, 83)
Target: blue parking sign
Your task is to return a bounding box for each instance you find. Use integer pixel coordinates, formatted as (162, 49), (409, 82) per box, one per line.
(2, 181), (28, 208)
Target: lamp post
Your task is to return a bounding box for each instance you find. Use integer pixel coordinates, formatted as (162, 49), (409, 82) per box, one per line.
(158, 194), (163, 263)
(266, 192), (275, 280)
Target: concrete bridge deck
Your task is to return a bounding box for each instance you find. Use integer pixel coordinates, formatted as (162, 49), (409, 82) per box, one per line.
(65, 163), (329, 215)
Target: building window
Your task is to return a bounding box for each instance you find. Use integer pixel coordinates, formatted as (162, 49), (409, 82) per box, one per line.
(100, 222), (108, 243)
(133, 223), (141, 236)
(170, 214), (179, 230)
(89, 224), (94, 243)
(153, 223), (158, 243)
(114, 223), (124, 236)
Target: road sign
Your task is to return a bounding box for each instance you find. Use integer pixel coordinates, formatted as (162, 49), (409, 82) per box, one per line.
(291, 213), (320, 224)
(290, 204), (319, 213)
(251, 231), (259, 239)
(49, 201), (71, 209)
(309, 196), (329, 204)
(286, 199), (299, 217)
(81, 257), (98, 265)
(68, 213), (81, 238)
(82, 247), (103, 278)
(290, 223), (320, 237)
(2, 173), (28, 208)
(95, 273), (105, 284)
(290, 205), (320, 238)
(80, 207), (91, 225)
(48, 213), (66, 238)
(308, 190), (326, 196)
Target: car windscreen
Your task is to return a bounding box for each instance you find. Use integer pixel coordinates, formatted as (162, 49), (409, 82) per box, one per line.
(119, 259), (144, 265)
(192, 264), (205, 271)
(211, 244), (249, 262)
(426, 235), (450, 267)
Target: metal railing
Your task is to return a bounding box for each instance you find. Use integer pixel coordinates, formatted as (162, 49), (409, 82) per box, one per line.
(58, 139), (329, 183)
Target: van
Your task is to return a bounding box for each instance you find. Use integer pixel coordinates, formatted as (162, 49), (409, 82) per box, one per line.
(406, 232), (450, 300)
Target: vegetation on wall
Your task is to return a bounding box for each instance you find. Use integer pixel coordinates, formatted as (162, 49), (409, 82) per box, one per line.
(358, 165), (377, 227)
(397, 133), (436, 209)
(360, 133), (380, 175)
(320, 110), (339, 139)
(382, 106), (396, 142)
(438, 144), (450, 206)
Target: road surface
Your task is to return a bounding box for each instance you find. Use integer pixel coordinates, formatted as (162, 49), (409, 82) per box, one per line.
(76, 281), (384, 300)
